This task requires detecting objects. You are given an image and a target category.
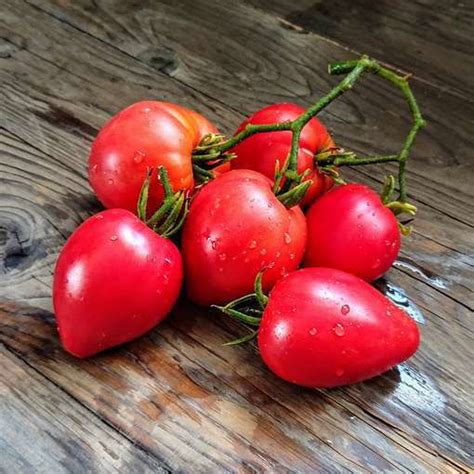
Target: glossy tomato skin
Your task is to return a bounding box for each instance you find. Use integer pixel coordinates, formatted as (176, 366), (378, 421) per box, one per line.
(182, 169), (307, 306)
(259, 268), (420, 388)
(305, 184), (400, 282)
(89, 101), (219, 215)
(230, 103), (335, 205)
(53, 209), (183, 357)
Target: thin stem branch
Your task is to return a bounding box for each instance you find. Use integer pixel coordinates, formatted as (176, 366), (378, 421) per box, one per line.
(193, 55), (425, 204)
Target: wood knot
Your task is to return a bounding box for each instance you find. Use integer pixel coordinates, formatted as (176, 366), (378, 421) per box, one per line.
(138, 47), (180, 76)
(0, 214), (45, 274)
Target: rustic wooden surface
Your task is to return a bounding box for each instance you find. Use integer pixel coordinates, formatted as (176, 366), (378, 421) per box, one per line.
(1, 0), (473, 471)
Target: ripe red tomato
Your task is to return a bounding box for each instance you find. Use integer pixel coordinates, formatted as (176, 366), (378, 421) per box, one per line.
(305, 183), (400, 282)
(89, 101), (224, 214)
(230, 103), (335, 205)
(182, 169), (307, 306)
(259, 268), (420, 388)
(53, 209), (183, 357)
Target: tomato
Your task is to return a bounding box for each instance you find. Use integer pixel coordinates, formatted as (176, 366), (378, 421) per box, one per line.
(182, 169), (307, 306)
(258, 268), (420, 388)
(305, 183), (400, 282)
(230, 103), (335, 205)
(53, 209), (183, 357)
(89, 101), (224, 215)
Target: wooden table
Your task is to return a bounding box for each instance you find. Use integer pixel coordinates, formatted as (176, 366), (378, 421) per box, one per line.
(1, 1), (473, 472)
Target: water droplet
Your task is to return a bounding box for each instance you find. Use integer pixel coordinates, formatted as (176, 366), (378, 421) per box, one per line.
(371, 258), (381, 269)
(133, 150), (146, 164)
(309, 327), (318, 336)
(284, 233), (292, 244)
(218, 267), (224, 272)
(341, 304), (350, 315)
(275, 251), (281, 258)
(249, 240), (257, 249)
(95, 214), (104, 219)
(244, 257), (250, 263)
(260, 248), (267, 255)
(218, 253), (227, 261)
(164, 257), (172, 265)
(110, 235), (118, 241)
(335, 368), (345, 377)
(280, 267), (287, 276)
(144, 107), (151, 113)
(289, 252), (295, 260)
(333, 323), (345, 337)
(91, 164), (98, 173)
(108, 178), (114, 185)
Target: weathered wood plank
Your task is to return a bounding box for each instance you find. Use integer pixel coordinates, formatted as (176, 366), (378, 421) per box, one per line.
(0, 0), (473, 470)
(0, 345), (168, 473)
(245, 0), (474, 99)
(27, 0), (474, 218)
(1, 300), (471, 473)
(1, 126), (472, 469)
(0, 124), (472, 469)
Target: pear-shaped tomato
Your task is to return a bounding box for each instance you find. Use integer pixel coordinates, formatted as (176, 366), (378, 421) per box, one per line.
(53, 209), (182, 357)
(305, 183), (400, 281)
(258, 268), (420, 388)
(182, 170), (307, 306)
(231, 103), (335, 205)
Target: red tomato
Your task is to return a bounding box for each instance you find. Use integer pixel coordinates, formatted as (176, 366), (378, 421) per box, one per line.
(231, 103), (335, 205)
(259, 268), (420, 388)
(305, 183), (400, 282)
(182, 169), (307, 306)
(89, 101), (224, 214)
(53, 209), (183, 357)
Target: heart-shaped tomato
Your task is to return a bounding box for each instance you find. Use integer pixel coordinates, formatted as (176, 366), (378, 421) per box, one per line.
(305, 183), (401, 281)
(53, 209), (182, 357)
(258, 267), (420, 388)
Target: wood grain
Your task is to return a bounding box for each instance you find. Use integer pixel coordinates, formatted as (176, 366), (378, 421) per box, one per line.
(246, 0), (474, 100)
(0, 345), (167, 473)
(1, 0), (473, 471)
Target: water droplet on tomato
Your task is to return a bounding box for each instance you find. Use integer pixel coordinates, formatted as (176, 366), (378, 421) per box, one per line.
(341, 304), (350, 315)
(289, 252), (295, 260)
(133, 150), (146, 164)
(280, 267), (287, 276)
(284, 233), (291, 244)
(244, 257), (250, 263)
(144, 107), (151, 113)
(260, 248), (267, 255)
(371, 258), (381, 269)
(249, 240), (257, 249)
(333, 323), (345, 337)
(164, 257), (172, 265)
(309, 327), (318, 336)
(335, 368), (345, 377)
(110, 235), (118, 241)
(218, 253), (227, 261)
(95, 214), (103, 219)
(108, 178), (114, 185)
(218, 267), (224, 272)
(91, 164), (98, 173)
(275, 251), (281, 258)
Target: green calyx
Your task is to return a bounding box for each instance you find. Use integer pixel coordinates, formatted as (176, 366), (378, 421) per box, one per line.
(380, 175), (417, 236)
(192, 133), (236, 183)
(212, 272), (269, 346)
(137, 167), (189, 238)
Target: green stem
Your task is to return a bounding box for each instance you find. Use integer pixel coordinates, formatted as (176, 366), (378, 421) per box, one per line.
(317, 154), (399, 167)
(194, 55), (425, 205)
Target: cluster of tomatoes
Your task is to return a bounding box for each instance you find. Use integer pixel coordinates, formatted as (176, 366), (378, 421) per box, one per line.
(53, 100), (420, 389)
